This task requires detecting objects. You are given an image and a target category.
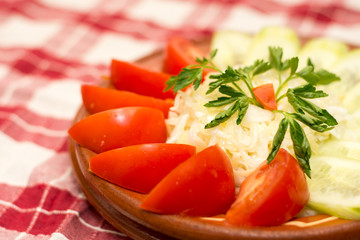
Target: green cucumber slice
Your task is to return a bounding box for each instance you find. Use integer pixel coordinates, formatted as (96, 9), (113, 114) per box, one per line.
(322, 48), (360, 102)
(298, 38), (349, 69)
(210, 30), (252, 69)
(307, 141), (360, 220)
(316, 139), (360, 161)
(244, 26), (300, 65)
(343, 82), (360, 113)
(334, 48), (360, 88)
(308, 155), (360, 219)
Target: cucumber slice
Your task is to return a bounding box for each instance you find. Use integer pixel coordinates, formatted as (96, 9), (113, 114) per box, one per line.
(323, 48), (360, 101)
(333, 48), (360, 89)
(328, 111), (360, 142)
(316, 139), (360, 161)
(210, 30), (252, 70)
(343, 82), (360, 113)
(307, 153), (360, 220)
(298, 38), (349, 69)
(244, 26), (300, 65)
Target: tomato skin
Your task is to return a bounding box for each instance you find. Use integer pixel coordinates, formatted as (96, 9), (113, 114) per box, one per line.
(252, 83), (277, 111)
(68, 107), (167, 153)
(111, 59), (175, 99)
(163, 36), (197, 75)
(163, 36), (213, 77)
(225, 148), (309, 227)
(81, 85), (173, 117)
(140, 145), (235, 216)
(89, 143), (196, 193)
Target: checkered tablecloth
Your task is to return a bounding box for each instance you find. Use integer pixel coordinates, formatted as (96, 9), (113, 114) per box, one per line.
(0, 0), (359, 239)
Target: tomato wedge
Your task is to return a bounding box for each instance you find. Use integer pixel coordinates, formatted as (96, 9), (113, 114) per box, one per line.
(89, 143), (196, 193)
(111, 59), (175, 99)
(225, 148), (309, 227)
(140, 145), (235, 216)
(252, 83), (277, 111)
(163, 36), (213, 77)
(68, 107), (167, 153)
(81, 85), (173, 117)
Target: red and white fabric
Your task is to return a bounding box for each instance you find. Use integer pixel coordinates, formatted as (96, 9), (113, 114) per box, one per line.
(0, 0), (359, 239)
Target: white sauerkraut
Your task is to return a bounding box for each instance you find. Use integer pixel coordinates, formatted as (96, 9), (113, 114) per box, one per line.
(166, 70), (346, 186)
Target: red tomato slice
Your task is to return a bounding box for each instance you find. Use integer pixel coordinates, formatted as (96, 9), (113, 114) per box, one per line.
(225, 148), (309, 227)
(111, 59), (175, 99)
(140, 145), (235, 216)
(252, 83), (277, 111)
(163, 36), (213, 77)
(68, 107), (167, 153)
(89, 143), (196, 193)
(81, 85), (173, 117)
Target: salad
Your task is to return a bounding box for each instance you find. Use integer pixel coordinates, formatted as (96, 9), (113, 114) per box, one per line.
(68, 26), (360, 227)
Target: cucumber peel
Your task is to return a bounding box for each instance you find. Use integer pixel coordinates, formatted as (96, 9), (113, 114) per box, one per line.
(307, 144), (360, 220)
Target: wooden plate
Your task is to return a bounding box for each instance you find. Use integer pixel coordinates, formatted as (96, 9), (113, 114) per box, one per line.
(69, 38), (360, 240)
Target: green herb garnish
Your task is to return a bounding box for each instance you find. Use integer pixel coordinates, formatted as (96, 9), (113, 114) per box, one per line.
(165, 47), (340, 178)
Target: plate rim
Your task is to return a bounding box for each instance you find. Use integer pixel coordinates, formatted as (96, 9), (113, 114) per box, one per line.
(69, 37), (360, 240)
(69, 133), (360, 240)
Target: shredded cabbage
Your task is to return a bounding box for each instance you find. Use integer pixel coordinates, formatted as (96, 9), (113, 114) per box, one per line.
(166, 71), (346, 186)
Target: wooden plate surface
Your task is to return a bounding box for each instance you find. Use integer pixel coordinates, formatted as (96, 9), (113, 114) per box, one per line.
(69, 38), (360, 240)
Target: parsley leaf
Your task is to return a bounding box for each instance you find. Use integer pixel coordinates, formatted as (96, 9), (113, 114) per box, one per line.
(291, 113), (335, 132)
(164, 49), (220, 93)
(204, 97), (238, 107)
(289, 118), (312, 178)
(288, 57), (299, 75)
(218, 85), (243, 97)
(165, 46), (339, 177)
(287, 88), (338, 126)
(307, 58), (314, 68)
(267, 118), (289, 163)
(165, 67), (203, 92)
(291, 84), (328, 99)
(269, 46), (283, 70)
(205, 100), (241, 128)
(204, 92), (249, 127)
(252, 60), (272, 76)
(207, 67), (242, 94)
(295, 64), (340, 86)
(296, 65), (320, 85)
(236, 96), (250, 124)
(315, 69), (341, 85)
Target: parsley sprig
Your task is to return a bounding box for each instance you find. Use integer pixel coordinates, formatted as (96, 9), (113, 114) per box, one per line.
(165, 47), (340, 178)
